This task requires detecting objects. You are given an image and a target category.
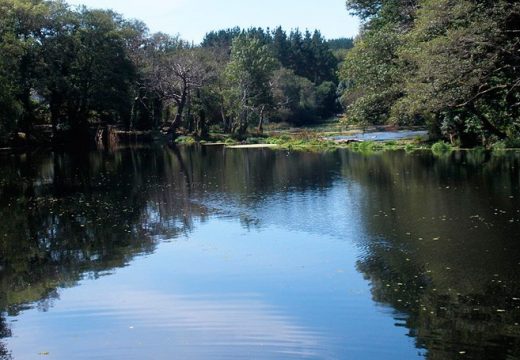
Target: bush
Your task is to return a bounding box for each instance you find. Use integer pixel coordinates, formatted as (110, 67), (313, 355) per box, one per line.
(404, 143), (417, 153)
(245, 137), (264, 144)
(224, 137), (237, 145)
(491, 141), (507, 151)
(431, 141), (453, 155)
(175, 136), (196, 145)
(506, 138), (520, 149)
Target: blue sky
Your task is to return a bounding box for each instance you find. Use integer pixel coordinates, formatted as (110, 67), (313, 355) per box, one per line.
(66, 0), (360, 44)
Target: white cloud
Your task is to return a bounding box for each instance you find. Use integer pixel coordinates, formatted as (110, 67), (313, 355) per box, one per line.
(13, 289), (326, 358)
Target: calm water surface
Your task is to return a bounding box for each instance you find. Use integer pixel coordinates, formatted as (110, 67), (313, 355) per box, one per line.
(0, 146), (519, 359)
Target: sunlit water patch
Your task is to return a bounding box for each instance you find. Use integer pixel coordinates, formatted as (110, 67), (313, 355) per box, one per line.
(4, 220), (418, 359)
(330, 130), (428, 142)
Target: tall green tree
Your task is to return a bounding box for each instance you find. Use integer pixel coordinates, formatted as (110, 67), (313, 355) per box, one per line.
(271, 68), (317, 125)
(0, 0), (49, 140)
(339, 24), (403, 126)
(224, 35), (278, 134)
(339, 0), (416, 126)
(59, 8), (136, 135)
(272, 26), (290, 67)
(341, 0), (520, 146)
(392, 0), (520, 145)
(0, 0), (140, 143)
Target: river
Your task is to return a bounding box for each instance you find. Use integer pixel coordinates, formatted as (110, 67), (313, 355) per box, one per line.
(0, 145), (519, 359)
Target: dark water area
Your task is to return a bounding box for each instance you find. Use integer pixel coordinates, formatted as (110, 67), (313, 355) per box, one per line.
(0, 146), (519, 359)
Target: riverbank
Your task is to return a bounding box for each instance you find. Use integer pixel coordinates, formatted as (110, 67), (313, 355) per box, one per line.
(3, 123), (520, 156)
(176, 126), (520, 155)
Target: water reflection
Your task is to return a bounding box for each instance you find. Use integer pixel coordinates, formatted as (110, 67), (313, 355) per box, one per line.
(0, 317), (10, 360)
(0, 146), (350, 359)
(0, 146), (519, 359)
(341, 151), (520, 359)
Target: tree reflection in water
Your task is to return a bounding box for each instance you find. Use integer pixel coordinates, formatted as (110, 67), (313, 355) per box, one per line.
(0, 145), (337, 355)
(0, 146), (519, 359)
(343, 151), (520, 359)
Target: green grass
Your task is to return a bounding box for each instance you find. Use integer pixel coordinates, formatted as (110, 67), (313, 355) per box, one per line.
(175, 126), (463, 155)
(224, 137), (238, 145)
(264, 136), (338, 152)
(175, 135), (196, 145)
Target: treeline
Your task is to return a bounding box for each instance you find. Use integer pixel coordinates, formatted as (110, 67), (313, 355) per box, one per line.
(339, 0), (520, 147)
(0, 0), (143, 145)
(0, 0), (348, 146)
(201, 27), (346, 132)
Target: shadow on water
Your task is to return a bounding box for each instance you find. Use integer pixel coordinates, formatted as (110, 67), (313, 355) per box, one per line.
(0, 146), (519, 358)
(340, 150), (520, 359)
(0, 316), (10, 360)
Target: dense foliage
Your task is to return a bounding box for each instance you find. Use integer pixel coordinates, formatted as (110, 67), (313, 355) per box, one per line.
(0, 1), (346, 146)
(340, 0), (520, 146)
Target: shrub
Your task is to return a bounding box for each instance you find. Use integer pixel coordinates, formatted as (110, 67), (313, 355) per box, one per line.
(431, 141), (453, 155)
(175, 136), (196, 145)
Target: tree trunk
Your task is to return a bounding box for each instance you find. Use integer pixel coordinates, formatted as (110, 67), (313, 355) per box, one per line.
(197, 109), (208, 139)
(153, 98), (163, 129)
(129, 98), (136, 131)
(221, 108), (230, 133)
(257, 105), (265, 133)
(235, 108), (248, 136)
(169, 89), (187, 135)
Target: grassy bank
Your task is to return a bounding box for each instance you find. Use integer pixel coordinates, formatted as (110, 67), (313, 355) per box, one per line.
(174, 125), (520, 156)
(176, 127), (431, 153)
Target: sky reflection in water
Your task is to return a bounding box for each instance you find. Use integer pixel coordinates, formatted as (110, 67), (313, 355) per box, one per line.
(1, 146), (519, 359)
